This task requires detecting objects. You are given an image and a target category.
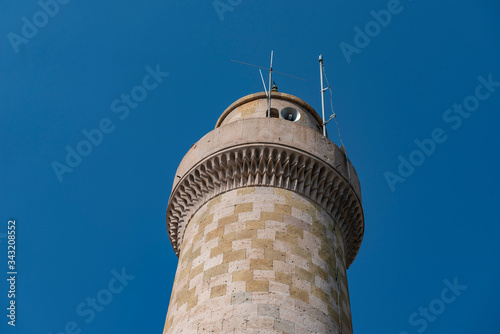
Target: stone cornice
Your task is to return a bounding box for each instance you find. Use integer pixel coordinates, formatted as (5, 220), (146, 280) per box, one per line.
(166, 119), (364, 267)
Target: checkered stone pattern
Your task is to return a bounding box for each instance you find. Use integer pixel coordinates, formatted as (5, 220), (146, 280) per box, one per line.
(163, 186), (353, 334)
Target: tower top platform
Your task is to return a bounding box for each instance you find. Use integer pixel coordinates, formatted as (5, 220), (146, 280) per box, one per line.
(216, 91), (324, 133)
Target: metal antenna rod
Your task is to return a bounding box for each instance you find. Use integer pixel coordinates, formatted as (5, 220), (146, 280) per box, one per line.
(268, 51), (273, 118)
(230, 51), (306, 119)
(259, 69), (268, 95)
(319, 55), (327, 137)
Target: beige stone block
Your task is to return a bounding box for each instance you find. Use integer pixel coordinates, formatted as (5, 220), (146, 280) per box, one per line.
(247, 315), (276, 329)
(230, 195), (252, 205)
(246, 220), (265, 230)
(232, 238), (252, 251)
(224, 249), (246, 263)
(253, 269), (275, 281)
(275, 271), (292, 286)
(218, 214), (239, 227)
(203, 263), (228, 280)
(310, 220), (327, 239)
(257, 229), (276, 240)
(298, 232), (321, 253)
(247, 280), (269, 292)
(274, 203), (292, 215)
(220, 231), (236, 243)
(239, 211), (262, 221)
(265, 221), (287, 232)
(246, 248), (265, 259)
(273, 260), (295, 275)
(286, 253), (309, 270)
(228, 259), (251, 272)
(291, 245), (312, 261)
(210, 284), (227, 298)
(265, 249), (286, 262)
(250, 259), (273, 270)
(234, 202), (253, 214)
(225, 221), (245, 234)
(252, 238), (274, 250)
(287, 224), (304, 239)
(234, 229), (258, 240)
(275, 231), (296, 244)
(237, 187), (255, 196)
(292, 276), (311, 293)
(187, 292), (198, 310)
(206, 196), (222, 209)
(261, 211), (284, 222)
(295, 266), (314, 283)
(273, 239), (291, 253)
(319, 243), (335, 263)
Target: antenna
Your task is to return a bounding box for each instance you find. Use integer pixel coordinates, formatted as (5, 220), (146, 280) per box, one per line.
(230, 51), (307, 118)
(319, 55), (327, 137)
(267, 51), (273, 118)
(319, 55), (346, 149)
(259, 69), (267, 96)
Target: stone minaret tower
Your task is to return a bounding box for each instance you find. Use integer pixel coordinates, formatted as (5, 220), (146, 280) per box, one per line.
(164, 91), (364, 334)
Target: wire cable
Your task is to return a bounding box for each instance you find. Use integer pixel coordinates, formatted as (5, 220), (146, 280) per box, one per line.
(323, 67), (345, 149)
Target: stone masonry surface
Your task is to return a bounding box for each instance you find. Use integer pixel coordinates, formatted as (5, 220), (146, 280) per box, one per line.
(163, 187), (353, 334)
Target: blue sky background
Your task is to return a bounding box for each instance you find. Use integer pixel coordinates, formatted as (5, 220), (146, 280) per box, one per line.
(1, 0), (499, 333)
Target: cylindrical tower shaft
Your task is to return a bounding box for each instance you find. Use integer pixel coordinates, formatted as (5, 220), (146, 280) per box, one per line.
(164, 187), (353, 333)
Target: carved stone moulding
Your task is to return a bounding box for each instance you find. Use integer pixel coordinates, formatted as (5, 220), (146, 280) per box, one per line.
(166, 143), (364, 267)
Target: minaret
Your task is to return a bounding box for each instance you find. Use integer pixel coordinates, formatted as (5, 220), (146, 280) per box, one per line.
(164, 91), (364, 333)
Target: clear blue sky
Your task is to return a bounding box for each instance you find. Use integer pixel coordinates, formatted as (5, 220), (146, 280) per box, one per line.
(1, 1), (499, 333)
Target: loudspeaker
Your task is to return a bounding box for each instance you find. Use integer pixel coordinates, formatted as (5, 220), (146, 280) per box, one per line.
(281, 107), (300, 122)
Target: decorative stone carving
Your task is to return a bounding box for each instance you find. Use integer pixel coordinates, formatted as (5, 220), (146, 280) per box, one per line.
(167, 143), (364, 267)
